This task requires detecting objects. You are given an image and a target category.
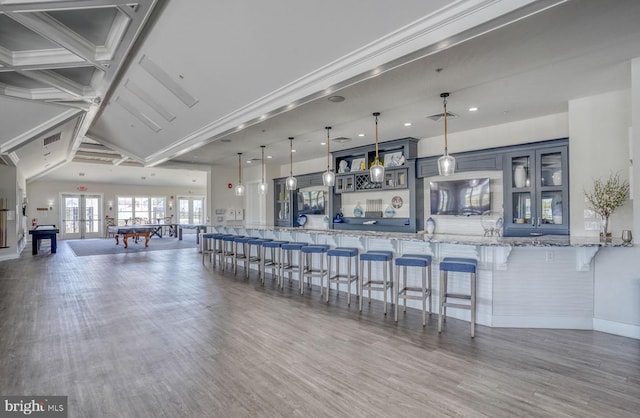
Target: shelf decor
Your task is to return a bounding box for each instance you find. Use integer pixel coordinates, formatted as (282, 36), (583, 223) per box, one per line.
(584, 172), (629, 241)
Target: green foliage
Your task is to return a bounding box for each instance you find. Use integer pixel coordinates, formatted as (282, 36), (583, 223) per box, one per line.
(584, 173), (630, 219)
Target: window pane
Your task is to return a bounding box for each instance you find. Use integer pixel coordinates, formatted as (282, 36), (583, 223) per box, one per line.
(117, 197), (133, 224)
(151, 197), (165, 221)
(193, 199), (203, 224)
(179, 199), (189, 224)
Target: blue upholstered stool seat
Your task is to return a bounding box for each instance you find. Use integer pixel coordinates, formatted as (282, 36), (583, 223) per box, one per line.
(394, 254), (433, 326)
(359, 250), (394, 314)
(326, 247), (359, 305)
(438, 257), (478, 337)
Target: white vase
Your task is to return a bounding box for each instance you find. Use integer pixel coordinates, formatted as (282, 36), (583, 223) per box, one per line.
(426, 217), (436, 235)
(514, 166), (526, 188)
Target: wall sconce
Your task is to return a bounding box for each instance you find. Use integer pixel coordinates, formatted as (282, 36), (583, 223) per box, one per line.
(108, 200), (113, 211)
(48, 200), (54, 211)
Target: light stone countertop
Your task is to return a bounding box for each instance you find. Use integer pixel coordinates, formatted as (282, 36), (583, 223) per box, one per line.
(217, 226), (630, 248)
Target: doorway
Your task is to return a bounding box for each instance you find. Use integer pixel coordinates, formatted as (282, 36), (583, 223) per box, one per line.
(62, 194), (103, 239)
(177, 196), (205, 224)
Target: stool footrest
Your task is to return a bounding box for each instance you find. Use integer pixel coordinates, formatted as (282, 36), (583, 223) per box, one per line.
(443, 302), (472, 310)
(444, 293), (471, 300)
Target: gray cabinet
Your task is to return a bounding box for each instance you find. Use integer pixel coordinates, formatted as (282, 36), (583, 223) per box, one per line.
(382, 167), (408, 190)
(335, 174), (354, 193)
(503, 144), (569, 236)
(273, 172), (323, 226)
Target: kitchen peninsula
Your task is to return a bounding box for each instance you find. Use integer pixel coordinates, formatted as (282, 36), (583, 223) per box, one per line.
(211, 225), (636, 339)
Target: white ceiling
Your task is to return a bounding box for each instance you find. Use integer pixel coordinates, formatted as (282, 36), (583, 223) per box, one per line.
(2, 0), (640, 186)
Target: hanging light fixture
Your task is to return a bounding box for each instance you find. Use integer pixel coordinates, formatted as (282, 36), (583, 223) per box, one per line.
(285, 137), (297, 190)
(235, 152), (245, 196)
(437, 92), (456, 176)
(369, 112), (384, 183)
(322, 126), (335, 187)
(258, 145), (268, 195)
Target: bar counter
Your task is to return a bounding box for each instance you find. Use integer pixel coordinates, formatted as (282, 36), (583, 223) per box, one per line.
(210, 225), (638, 339)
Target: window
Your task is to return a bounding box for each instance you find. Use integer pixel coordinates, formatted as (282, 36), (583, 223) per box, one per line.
(177, 196), (205, 224)
(117, 196), (166, 224)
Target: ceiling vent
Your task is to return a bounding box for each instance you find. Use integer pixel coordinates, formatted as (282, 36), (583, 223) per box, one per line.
(332, 137), (351, 143)
(43, 132), (61, 146)
(425, 111), (459, 122)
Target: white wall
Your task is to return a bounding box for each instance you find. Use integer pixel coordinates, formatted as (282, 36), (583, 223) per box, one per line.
(28, 180), (206, 231)
(569, 90), (633, 238)
(0, 165), (18, 260)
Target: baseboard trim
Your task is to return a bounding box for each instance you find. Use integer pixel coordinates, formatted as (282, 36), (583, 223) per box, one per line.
(492, 315), (593, 329)
(593, 318), (640, 339)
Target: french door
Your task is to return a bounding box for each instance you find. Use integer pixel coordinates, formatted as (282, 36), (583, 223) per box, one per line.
(62, 194), (102, 239)
(178, 196), (205, 224)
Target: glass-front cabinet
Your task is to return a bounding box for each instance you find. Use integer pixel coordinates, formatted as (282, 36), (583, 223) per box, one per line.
(274, 178), (292, 227)
(503, 144), (568, 236)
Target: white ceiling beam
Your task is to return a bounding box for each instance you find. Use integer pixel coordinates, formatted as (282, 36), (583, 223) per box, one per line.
(77, 143), (118, 153)
(0, 1), (144, 13)
(0, 108), (81, 153)
(5, 11), (102, 68)
(74, 150), (118, 159)
(17, 69), (86, 98)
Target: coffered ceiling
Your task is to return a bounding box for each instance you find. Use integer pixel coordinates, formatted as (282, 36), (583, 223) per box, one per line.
(1, 0), (640, 186)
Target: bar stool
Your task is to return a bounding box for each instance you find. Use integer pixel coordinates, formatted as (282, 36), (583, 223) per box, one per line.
(300, 245), (330, 295)
(394, 254), (432, 326)
(233, 236), (252, 276)
(244, 238), (272, 279)
(212, 233), (231, 268)
(326, 247), (359, 305)
(359, 250), (394, 314)
(221, 235), (241, 272)
(438, 257), (478, 337)
(201, 232), (217, 265)
(281, 242), (308, 290)
(261, 240), (288, 285)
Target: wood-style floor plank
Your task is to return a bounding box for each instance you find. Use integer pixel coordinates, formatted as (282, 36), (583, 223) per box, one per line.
(1, 239), (639, 417)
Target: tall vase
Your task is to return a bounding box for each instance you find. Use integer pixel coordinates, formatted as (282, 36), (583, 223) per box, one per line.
(600, 215), (611, 242)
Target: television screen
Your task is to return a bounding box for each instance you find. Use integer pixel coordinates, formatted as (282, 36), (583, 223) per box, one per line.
(430, 178), (491, 216)
(297, 190), (326, 215)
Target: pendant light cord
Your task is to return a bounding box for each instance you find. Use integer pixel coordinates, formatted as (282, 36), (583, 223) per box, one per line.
(237, 153), (242, 183)
(373, 112), (380, 162)
(289, 137), (294, 177)
(325, 126), (331, 170)
(260, 145), (265, 184)
(441, 93), (449, 155)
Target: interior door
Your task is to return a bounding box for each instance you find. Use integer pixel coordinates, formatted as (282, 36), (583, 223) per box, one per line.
(62, 194), (102, 239)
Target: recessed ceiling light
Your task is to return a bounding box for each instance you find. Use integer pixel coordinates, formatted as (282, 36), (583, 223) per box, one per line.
(292, 149), (296, 153)
(267, 155), (273, 159)
(79, 172), (85, 176)
(328, 95), (345, 103)
(469, 107), (478, 112)
(247, 160), (252, 163)
(220, 138), (231, 143)
(404, 122), (412, 127)
(320, 142), (326, 146)
(358, 133), (365, 137)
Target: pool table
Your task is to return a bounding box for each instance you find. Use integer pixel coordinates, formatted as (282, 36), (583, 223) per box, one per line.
(28, 224), (59, 255)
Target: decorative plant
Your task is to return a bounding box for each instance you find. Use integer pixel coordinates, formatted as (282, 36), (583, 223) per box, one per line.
(584, 173), (630, 238)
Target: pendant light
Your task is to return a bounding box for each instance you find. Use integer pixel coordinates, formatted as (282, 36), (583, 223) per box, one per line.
(369, 112), (384, 183)
(285, 137), (297, 190)
(258, 145), (268, 195)
(322, 126), (335, 187)
(235, 152), (245, 196)
(437, 92), (456, 176)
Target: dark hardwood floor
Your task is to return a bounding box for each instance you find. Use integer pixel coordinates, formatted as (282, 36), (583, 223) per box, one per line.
(1, 239), (639, 417)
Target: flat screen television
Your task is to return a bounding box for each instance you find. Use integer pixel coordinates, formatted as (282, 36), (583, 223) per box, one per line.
(297, 190), (326, 215)
(430, 178), (491, 216)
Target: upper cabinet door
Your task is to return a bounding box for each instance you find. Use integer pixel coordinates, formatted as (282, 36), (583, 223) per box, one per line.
(503, 144), (568, 237)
